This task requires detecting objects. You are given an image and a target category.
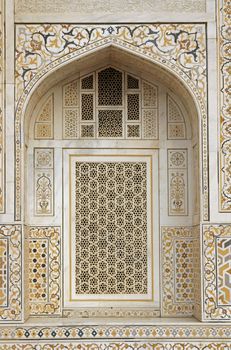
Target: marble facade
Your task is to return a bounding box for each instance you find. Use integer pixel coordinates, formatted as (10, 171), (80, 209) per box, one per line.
(0, 0), (231, 348)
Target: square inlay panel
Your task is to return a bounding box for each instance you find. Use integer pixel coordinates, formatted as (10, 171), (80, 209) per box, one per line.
(63, 149), (159, 309)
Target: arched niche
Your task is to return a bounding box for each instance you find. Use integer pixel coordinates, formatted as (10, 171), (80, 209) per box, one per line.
(23, 45), (199, 143)
(22, 45), (202, 319)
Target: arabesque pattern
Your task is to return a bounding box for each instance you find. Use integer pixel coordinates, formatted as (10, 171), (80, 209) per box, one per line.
(218, 0), (231, 212)
(217, 237), (231, 305)
(0, 239), (7, 307)
(168, 150), (188, 216)
(0, 341), (230, 349)
(34, 148), (54, 216)
(1, 324), (231, 341)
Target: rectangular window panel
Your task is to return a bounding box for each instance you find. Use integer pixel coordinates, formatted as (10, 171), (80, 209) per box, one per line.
(64, 150), (158, 308)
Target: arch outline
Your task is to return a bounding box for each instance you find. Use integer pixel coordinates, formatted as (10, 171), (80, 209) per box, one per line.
(15, 24), (208, 221)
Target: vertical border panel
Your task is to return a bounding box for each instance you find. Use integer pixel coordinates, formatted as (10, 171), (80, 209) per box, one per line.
(218, 0), (231, 212)
(28, 226), (62, 316)
(161, 226), (195, 317)
(0, 225), (22, 322)
(0, 0), (4, 213)
(203, 224), (231, 320)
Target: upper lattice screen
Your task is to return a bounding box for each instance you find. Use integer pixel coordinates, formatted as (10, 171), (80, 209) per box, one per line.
(34, 66), (188, 141)
(62, 67), (159, 140)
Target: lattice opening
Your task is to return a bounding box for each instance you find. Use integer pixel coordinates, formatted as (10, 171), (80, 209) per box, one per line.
(63, 81), (78, 107)
(81, 74), (94, 90)
(143, 82), (157, 108)
(98, 67), (123, 106)
(127, 124), (140, 138)
(81, 94), (94, 121)
(127, 94), (140, 121)
(75, 161), (148, 295)
(81, 124), (95, 138)
(127, 74), (139, 89)
(98, 110), (123, 138)
(168, 96), (184, 122)
(63, 109), (79, 138)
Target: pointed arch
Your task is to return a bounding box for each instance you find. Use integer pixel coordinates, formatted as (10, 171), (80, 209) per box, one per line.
(15, 39), (208, 220)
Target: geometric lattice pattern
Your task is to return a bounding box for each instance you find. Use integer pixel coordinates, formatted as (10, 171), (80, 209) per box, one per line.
(167, 95), (186, 140)
(203, 225), (231, 320)
(98, 67), (123, 106)
(75, 161), (148, 295)
(34, 95), (54, 139)
(142, 109), (158, 139)
(142, 82), (157, 108)
(63, 109), (79, 139)
(29, 239), (48, 303)
(161, 227), (195, 316)
(29, 227), (62, 316)
(63, 81), (78, 107)
(80, 124), (95, 138)
(63, 80), (79, 139)
(127, 94), (140, 121)
(62, 67), (159, 140)
(193, 225), (201, 320)
(81, 94), (94, 121)
(98, 110), (123, 138)
(174, 239), (194, 303)
(81, 74), (94, 90)
(127, 124), (140, 138)
(0, 225), (22, 322)
(217, 237), (231, 305)
(0, 239), (8, 307)
(127, 74), (139, 89)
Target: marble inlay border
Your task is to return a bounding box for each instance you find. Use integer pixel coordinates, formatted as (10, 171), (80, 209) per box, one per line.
(161, 227), (195, 317)
(203, 224), (231, 320)
(1, 324), (231, 340)
(0, 225), (22, 322)
(29, 227), (61, 316)
(15, 0), (207, 15)
(15, 23), (208, 221)
(0, 341), (230, 349)
(0, 0), (4, 213)
(218, 0), (231, 212)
